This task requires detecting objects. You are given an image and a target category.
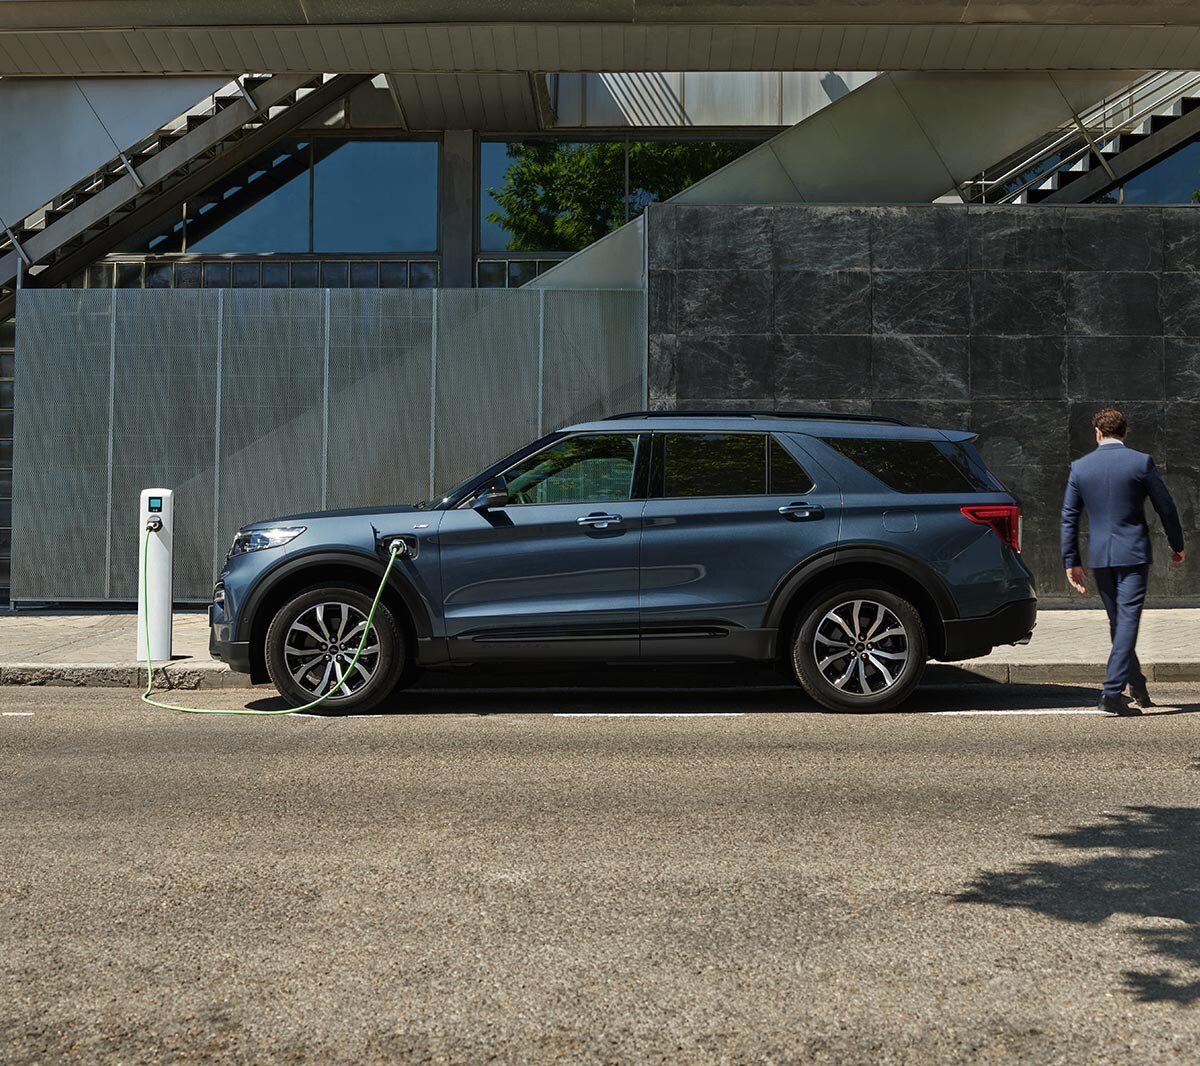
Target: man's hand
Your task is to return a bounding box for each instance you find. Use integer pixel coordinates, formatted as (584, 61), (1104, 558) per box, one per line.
(1066, 566), (1088, 595)
(1172, 549), (1186, 566)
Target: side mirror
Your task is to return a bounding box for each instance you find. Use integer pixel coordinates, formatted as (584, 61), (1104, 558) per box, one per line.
(474, 475), (510, 510)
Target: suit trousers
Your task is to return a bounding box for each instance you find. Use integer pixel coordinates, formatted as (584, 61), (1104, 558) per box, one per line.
(1093, 564), (1150, 697)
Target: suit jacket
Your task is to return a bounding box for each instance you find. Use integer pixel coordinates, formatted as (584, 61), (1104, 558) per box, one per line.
(1061, 441), (1184, 569)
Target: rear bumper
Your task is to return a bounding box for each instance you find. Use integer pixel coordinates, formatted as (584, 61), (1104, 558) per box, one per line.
(939, 598), (1037, 662)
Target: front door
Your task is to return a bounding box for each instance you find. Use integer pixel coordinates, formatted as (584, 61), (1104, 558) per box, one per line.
(639, 431), (843, 658)
(437, 432), (647, 660)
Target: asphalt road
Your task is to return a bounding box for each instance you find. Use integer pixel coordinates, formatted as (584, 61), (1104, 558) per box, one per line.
(3, 677), (1200, 1064)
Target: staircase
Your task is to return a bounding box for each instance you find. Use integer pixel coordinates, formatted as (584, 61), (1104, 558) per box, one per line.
(964, 71), (1200, 205)
(0, 72), (369, 321)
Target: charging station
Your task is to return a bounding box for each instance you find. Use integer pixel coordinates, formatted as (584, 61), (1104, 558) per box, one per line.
(137, 488), (174, 662)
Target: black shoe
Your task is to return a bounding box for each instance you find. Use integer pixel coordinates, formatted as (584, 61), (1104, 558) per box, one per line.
(1128, 682), (1155, 708)
(1099, 694), (1141, 716)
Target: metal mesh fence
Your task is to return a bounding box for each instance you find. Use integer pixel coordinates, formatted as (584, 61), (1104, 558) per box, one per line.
(11, 287), (645, 601)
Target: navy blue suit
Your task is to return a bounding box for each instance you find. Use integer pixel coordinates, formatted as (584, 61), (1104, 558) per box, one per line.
(1061, 440), (1184, 696)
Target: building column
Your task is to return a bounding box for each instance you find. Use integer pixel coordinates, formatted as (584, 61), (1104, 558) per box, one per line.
(440, 130), (475, 288)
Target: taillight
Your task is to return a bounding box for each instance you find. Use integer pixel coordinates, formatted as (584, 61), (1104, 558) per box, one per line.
(960, 504), (1022, 552)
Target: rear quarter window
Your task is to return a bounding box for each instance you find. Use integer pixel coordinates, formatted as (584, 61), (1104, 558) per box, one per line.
(820, 437), (991, 493)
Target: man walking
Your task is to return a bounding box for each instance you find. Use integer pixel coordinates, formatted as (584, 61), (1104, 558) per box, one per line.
(1061, 409), (1185, 715)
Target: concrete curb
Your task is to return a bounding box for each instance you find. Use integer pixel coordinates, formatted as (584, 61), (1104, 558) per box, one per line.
(2, 660), (1200, 689)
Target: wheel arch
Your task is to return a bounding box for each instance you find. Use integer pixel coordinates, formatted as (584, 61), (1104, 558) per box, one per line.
(766, 546), (954, 660)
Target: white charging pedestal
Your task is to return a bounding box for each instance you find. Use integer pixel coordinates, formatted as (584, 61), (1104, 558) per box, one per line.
(137, 488), (174, 662)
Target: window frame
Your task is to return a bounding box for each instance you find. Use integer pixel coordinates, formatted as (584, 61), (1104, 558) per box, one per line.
(649, 431), (817, 501)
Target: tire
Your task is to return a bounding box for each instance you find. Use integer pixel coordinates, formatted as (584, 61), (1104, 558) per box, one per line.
(791, 584), (927, 712)
(265, 584), (406, 712)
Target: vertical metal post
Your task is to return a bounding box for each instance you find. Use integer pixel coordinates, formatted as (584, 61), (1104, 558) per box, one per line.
(428, 290), (438, 499)
(321, 288), (330, 508)
(103, 289), (117, 598)
(212, 289), (224, 577)
(537, 288), (545, 434)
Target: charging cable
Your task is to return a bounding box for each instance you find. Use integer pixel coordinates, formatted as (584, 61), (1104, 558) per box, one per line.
(139, 528), (402, 715)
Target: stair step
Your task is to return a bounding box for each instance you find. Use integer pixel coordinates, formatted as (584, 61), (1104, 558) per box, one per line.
(243, 76), (272, 92)
(1026, 188), (1057, 204)
(1181, 96), (1200, 114)
(1115, 131), (1147, 152)
(1056, 169), (1086, 187)
(1149, 113), (1178, 134)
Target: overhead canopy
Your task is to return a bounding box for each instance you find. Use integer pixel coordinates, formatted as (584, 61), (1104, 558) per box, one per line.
(1, 1), (1200, 74)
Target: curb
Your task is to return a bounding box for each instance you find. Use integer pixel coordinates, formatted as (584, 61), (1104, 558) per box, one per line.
(925, 662), (1200, 685)
(0, 662), (257, 689)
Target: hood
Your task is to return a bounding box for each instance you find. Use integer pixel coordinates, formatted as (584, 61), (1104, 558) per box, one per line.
(244, 503), (423, 529)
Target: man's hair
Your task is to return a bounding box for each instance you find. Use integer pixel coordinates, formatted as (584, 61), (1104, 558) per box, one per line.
(1092, 408), (1128, 439)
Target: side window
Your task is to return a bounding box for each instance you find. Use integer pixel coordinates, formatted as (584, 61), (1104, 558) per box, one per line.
(503, 434), (639, 505)
(820, 437), (982, 493)
(769, 436), (816, 494)
(662, 433), (766, 497)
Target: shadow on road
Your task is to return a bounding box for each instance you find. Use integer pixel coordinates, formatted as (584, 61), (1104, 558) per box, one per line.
(955, 806), (1200, 1004)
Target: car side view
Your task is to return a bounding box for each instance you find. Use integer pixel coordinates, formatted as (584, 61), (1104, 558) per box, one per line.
(209, 412), (1037, 713)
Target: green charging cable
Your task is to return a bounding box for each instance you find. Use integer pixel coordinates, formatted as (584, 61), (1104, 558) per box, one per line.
(140, 530), (401, 715)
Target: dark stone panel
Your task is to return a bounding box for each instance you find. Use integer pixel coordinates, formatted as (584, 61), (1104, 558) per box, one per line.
(772, 205), (872, 271)
(777, 397), (874, 415)
(1163, 208), (1200, 272)
(870, 206), (968, 271)
(775, 335), (871, 404)
(1065, 272), (1162, 337)
(971, 400), (1070, 477)
(1163, 402), (1200, 524)
(970, 270), (1065, 336)
(1066, 336), (1164, 402)
(872, 270), (969, 335)
(648, 269), (674, 336)
(674, 334), (773, 404)
(1068, 401), (1165, 463)
(1063, 207), (1163, 272)
(648, 332), (677, 409)
(676, 205), (772, 271)
(1165, 337), (1200, 401)
(1162, 272), (1200, 337)
(871, 335), (969, 400)
(645, 204), (677, 271)
(968, 206), (1064, 272)
(870, 400), (970, 430)
(774, 270), (871, 335)
(675, 269), (772, 336)
(970, 336), (1066, 400)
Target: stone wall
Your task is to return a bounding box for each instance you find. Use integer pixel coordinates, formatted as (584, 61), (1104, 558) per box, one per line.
(646, 202), (1200, 598)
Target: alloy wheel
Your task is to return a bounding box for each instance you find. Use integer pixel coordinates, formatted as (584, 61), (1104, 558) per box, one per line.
(812, 599), (909, 696)
(283, 601), (380, 700)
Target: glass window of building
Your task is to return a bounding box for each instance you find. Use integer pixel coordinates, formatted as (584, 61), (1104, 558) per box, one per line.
(628, 139), (761, 214)
(1091, 137), (1200, 204)
(312, 139), (438, 252)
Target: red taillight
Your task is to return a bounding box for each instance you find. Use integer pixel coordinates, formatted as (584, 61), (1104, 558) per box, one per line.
(960, 504), (1022, 552)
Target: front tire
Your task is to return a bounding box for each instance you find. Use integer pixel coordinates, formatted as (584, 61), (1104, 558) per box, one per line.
(265, 585), (405, 712)
(791, 585), (926, 712)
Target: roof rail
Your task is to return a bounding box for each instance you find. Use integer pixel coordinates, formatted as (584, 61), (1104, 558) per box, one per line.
(603, 409), (909, 426)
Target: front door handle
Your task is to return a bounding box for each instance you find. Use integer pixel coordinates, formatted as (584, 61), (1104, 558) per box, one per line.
(778, 502), (824, 520)
(578, 512), (623, 530)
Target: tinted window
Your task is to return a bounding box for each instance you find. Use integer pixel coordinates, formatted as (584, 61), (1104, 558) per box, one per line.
(663, 433), (766, 497)
(821, 438), (987, 493)
(770, 437), (815, 494)
(504, 435), (638, 505)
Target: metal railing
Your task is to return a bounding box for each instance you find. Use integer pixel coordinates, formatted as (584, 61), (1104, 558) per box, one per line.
(963, 70), (1200, 204)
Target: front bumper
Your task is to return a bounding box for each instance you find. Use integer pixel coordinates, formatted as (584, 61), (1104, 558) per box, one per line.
(939, 598), (1037, 662)
(209, 604), (253, 674)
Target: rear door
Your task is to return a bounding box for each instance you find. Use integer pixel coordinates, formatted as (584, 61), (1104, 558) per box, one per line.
(639, 431), (842, 657)
(437, 432), (648, 660)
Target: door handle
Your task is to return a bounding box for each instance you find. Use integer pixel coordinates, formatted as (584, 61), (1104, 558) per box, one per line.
(778, 502), (824, 520)
(578, 512), (623, 530)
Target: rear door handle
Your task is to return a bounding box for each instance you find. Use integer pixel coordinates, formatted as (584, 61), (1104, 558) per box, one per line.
(778, 502), (824, 520)
(578, 512), (623, 530)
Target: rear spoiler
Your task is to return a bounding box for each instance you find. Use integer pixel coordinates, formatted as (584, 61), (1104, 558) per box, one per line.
(939, 429), (978, 443)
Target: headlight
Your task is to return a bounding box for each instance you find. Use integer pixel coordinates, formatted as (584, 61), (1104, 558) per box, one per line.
(228, 526), (305, 557)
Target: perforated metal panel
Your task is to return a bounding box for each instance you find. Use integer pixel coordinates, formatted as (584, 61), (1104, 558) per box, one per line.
(11, 287), (646, 601)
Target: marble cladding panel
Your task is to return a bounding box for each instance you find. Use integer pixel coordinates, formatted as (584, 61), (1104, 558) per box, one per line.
(645, 203), (1200, 597)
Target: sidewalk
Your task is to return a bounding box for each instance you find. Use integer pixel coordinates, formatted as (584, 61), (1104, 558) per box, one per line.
(1, 608), (1199, 690)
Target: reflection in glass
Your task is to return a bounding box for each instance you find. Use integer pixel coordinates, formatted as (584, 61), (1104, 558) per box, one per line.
(663, 434), (766, 497)
(508, 260), (538, 287)
(174, 262), (201, 288)
(290, 262), (319, 288)
(261, 262), (291, 288)
(409, 262), (438, 288)
(379, 262), (409, 288)
(187, 141), (311, 254)
(145, 263), (173, 289)
(115, 262), (143, 288)
(821, 438), (982, 494)
(233, 262), (261, 288)
(87, 264), (113, 289)
(769, 437), (815, 494)
(1099, 139), (1200, 204)
(320, 261), (349, 288)
(503, 435), (638, 505)
(350, 261), (379, 288)
(313, 140), (438, 252)
(476, 261), (507, 288)
(202, 262), (231, 288)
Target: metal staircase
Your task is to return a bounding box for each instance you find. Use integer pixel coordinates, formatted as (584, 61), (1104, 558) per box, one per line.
(963, 71), (1200, 205)
(0, 72), (369, 320)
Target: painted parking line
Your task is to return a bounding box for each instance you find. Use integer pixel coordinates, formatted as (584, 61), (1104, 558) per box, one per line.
(2, 712), (34, 716)
(554, 712), (745, 718)
(928, 709), (1107, 716)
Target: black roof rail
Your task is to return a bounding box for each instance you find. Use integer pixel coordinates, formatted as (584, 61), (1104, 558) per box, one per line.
(603, 409), (910, 427)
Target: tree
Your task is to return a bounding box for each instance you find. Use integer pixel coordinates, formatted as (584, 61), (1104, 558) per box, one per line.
(485, 140), (756, 252)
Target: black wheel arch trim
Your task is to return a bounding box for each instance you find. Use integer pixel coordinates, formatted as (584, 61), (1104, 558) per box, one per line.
(764, 543), (959, 633)
(234, 547), (434, 643)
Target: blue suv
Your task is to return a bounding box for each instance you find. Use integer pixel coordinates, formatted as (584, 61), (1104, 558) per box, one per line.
(209, 412), (1036, 712)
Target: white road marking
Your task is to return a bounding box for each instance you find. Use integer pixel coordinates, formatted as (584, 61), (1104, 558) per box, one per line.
(928, 709), (1108, 716)
(554, 712), (745, 718)
(2, 712), (34, 716)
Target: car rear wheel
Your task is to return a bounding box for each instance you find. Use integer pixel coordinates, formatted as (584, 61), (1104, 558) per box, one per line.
(265, 585), (405, 712)
(791, 585), (926, 712)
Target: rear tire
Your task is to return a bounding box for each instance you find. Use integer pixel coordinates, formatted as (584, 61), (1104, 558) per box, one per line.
(791, 585), (926, 712)
(265, 584), (406, 712)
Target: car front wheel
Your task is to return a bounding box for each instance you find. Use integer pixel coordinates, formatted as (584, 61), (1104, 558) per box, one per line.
(265, 585), (405, 712)
(792, 586), (926, 712)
